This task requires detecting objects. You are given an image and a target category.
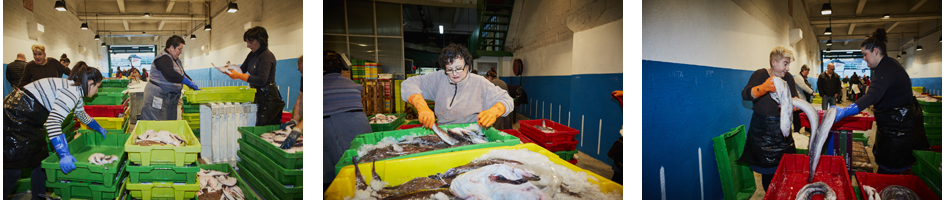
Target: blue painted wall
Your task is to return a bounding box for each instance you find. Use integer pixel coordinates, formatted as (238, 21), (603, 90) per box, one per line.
(2, 64), (10, 97)
(911, 77), (943, 95)
(643, 60), (756, 200)
(501, 73), (623, 166)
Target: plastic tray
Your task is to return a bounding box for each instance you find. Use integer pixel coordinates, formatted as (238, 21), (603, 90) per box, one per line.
(40, 133), (129, 187)
(125, 178), (199, 200)
(84, 92), (128, 105)
(125, 163), (199, 184)
(181, 113), (199, 122)
(336, 122), (521, 174)
(926, 123), (942, 135)
(919, 99), (942, 113)
(855, 172), (940, 199)
(181, 104), (200, 113)
(183, 86), (256, 104)
(281, 111), (292, 123)
(97, 87), (127, 93)
(193, 129), (200, 138)
(237, 125), (303, 169)
(711, 125), (756, 200)
(568, 158), (578, 165)
(914, 163), (943, 198)
(500, 129), (536, 144)
(125, 120), (201, 166)
(368, 113), (406, 132)
(519, 119), (580, 143)
(764, 154), (856, 200)
(198, 163), (259, 200)
(79, 129), (126, 136)
(800, 111), (876, 131)
(533, 139), (578, 152)
(100, 79), (130, 88)
(46, 171), (127, 200)
(913, 150), (942, 189)
(80, 116), (127, 130)
(325, 143), (621, 199)
(237, 139), (303, 186)
(925, 112), (943, 125)
(237, 152), (304, 200)
(930, 134), (943, 146)
(85, 105), (126, 118)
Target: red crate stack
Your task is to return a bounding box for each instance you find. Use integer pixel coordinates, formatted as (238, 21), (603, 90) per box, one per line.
(519, 119), (580, 152)
(499, 129), (535, 145)
(84, 105), (125, 118)
(764, 154), (856, 200)
(800, 110), (875, 130)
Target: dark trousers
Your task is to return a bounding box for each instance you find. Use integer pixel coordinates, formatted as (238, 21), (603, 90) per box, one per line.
(3, 167), (46, 200)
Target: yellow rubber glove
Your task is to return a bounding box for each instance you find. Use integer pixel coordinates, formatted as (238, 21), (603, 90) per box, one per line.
(228, 70), (249, 81)
(408, 94), (436, 129)
(751, 77), (776, 98)
(478, 102), (506, 127)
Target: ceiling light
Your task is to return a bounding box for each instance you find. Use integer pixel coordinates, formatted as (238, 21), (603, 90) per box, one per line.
(826, 48), (831, 53)
(94, 35), (100, 40)
(55, 0), (67, 11)
(883, 14), (890, 19)
(916, 46), (923, 51)
(824, 27), (832, 35)
(821, 3), (832, 15)
(897, 55), (902, 59)
(190, 34), (196, 40)
(204, 24), (212, 31)
(439, 25), (444, 34)
(101, 43), (106, 47)
(826, 40), (832, 46)
(902, 51), (906, 55)
(227, 2), (239, 13)
(144, 13), (151, 17)
(80, 22), (88, 30)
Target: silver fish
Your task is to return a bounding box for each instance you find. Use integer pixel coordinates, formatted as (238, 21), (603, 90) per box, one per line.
(795, 182), (837, 200)
(769, 77), (794, 137)
(792, 98), (819, 140)
(431, 125), (461, 145)
(879, 185), (920, 200)
(809, 108), (837, 183)
(863, 185), (881, 200)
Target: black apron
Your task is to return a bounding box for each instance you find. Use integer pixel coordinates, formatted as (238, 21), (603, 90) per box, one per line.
(872, 97), (929, 169)
(254, 82), (286, 126)
(738, 112), (796, 168)
(3, 89), (51, 169)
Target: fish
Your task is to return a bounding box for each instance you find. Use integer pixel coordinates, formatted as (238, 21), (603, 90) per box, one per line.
(439, 158), (523, 182)
(794, 182), (836, 200)
(449, 164), (550, 200)
(88, 153), (119, 170)
(354, 156), (369, 191)
(431, 125), (461, 145)
(862, 185), (880, 200)
(809, 108), (837, 183)
(381, 188), (454, 200)
(768, 77), (794, 137)
(879, 185), (919, 200)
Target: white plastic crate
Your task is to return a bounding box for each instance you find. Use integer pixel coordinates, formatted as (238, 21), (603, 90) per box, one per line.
(199, 102), (256, 164)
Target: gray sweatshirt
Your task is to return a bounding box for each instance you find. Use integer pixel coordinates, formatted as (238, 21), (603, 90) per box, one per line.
(401, 71), (514, 125)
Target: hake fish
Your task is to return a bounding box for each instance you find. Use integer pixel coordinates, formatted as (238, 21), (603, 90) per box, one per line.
(879, 185), (920, 200)
(795, 182), (837, 200)
(809, 108), (837, 183)
(768, 77), (794, 137)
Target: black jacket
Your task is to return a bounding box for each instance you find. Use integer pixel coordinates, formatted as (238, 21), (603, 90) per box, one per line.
(817, 72), (842, 97)
(6, 60), (27, 88)
(240, 47), (277, 88)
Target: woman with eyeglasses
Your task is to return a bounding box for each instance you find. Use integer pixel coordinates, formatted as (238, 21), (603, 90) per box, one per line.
(401, 43), (514, 129)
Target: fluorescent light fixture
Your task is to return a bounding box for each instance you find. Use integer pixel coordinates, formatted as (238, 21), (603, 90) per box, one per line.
(204, 24), (212, 31)
(55, 0), (67, 11)
(190, 34), (196, 40)
(144, 13), (151, 17)
(94, 35), (100, 40)
(883, 14), (890, 19)
(227, 2), (239, 13)
(826, 40), (832, 46)
(80, 22), (88, 30)
(821, 3), (832, 15)
(439, 25), (444, 34)
(916, 46), (923, 51)
(101, 43), (106, 47)
(824, 27), (832, 35)
(897, 55), (902, 59)
(826, 48), (831, 53)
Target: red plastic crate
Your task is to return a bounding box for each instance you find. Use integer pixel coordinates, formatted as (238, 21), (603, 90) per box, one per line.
(535, 139), (578, 152)
(800, 110), (875, 131)
(519, 119), (579, 143)
(398, 124), (423, 130)
(499, 129), (535, 144)
(84, 105), (125, 118)
(931, 145), (942, 153)
(281, 111), (292, 123)
(568, 158), (577, 165)
(854, 172), (940, 199)
(764, 154), (856, 200)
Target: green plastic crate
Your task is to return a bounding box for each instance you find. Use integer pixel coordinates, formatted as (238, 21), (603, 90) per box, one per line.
(915, 163), (943, 198)
(928, 134), (942, 146)
(183, 86), (256, 104)
(100, 79), (130, 88)
(125, 178), (198, 200)
(46, 171), (127, 200)
(181, 104), (200, 113)
(237, 153), (303, 200)
(125, 120), (201, 166)
(336, 122), (521, 174)
(711, 125), (756, 200)
(555, 150), (579, 160)
(181, 113), (199, 122)
(84, 92), (128, 105)
(125, 163), (200, 184)
(198, 163), (259, 200)
(919, 99), (943, 113)
(97, 87), (127, 93)
(926, 123), (942, 135)
(237, 125), (303, 169)
(80, 116), (127, 130)
(925, 112), (942, 125)
(193, 129), (200, 138)
(78, 129), (126, 137)
(13, 178), (30, 193)
(41, 133), (130, 186)
(796, 148), (808, 155)
(368, 113), (406, 132)
(913, 150), (942, 189)
(238, 139), (303, 186)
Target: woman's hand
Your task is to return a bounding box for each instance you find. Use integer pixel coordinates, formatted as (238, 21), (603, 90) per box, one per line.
(227, 70), (249, 81)
(478, 103), (506, 127)
(408, 94), (436, 128)
(751, 77), (777, 98)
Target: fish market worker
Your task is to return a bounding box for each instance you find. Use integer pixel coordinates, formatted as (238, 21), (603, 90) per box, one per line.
(140, 35), (200, 121)
(401, 43), (513, 129)
(833, 28), (928, 174)
(222, 26), (285, 126)
(322, 50), (371, 190)
(3, 63), (108, 200)
(739, 46), (799, 191)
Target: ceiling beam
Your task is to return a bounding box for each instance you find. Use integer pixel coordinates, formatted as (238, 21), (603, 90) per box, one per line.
(810, 14), (941, 25)
(817, 33), (918, 40)
(117, 0), (126, 13)
(166, 0), (176, 13)
(79, 14), (206, 21)
(848, 23), (856, 35)
(158, 21), (166, 30)
(910, 0), (927, 12)
(855, 0), (867, 15)
(886, 21), (901, 33)
(154, 36), (159, 41)
(122, 20), (129, 30)
(374, 0), (476, 8)
(452, 8), (462, 29)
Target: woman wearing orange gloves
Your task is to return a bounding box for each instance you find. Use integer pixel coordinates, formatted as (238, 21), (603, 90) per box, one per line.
(220, 26), (285, 126)
(401, 44), (513, 129)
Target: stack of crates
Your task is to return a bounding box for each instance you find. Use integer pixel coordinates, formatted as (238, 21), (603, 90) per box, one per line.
(912, 150), (942, 197)
(182, 103), (200, 138)
(919, 98), (942, 146)
(365, 62), (379, 80)
(82, 79), (131, 134)
(41, 133), (130, 200)
(351, 59), (367, 83)
(123, 120), (201, 200)
(518, 119), (581, 164)
(237, 125), (304, 200)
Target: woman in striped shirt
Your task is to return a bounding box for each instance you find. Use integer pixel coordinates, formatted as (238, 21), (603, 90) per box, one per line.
(3, 62), (108, 199)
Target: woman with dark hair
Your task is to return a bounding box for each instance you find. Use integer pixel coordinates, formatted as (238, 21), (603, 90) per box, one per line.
(140, 35), (200, 121)
(222, 26), (285, 126)
(3, 62), (108, 199)
(60, 53), (71, 69)
(833, 28), (929, 174)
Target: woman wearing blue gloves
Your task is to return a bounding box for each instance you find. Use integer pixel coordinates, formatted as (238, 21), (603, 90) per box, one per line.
(3, 62), (108, 199)
(140, 35), (201, 121)
(832, 28), (929, 174)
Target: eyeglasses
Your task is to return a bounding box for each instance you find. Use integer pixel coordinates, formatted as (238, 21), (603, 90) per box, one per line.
(444, 67), (465, 74)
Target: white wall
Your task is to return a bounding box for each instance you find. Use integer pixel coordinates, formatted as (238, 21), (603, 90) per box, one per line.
(901, 29), (942, 78)
(643, 0), (822, 75)
(4, 0), (104, 69)
(573, 19), (623, 75)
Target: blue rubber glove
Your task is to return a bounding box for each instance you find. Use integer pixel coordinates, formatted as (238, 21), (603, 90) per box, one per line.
(85, 120), (108, 139)
(181, 77), (201, 91)
(832, 104), (860, 122)
(280, 120), (297, 130)
(280, 129), (301, 149)
(50, 134), (77, 174)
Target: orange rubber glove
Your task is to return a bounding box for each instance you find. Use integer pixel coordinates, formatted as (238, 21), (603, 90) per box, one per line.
(228, 70), (249, 81)
(477, 102), (506, 127)
(751, 77), (777, 98)
(408, 94), (436, 129)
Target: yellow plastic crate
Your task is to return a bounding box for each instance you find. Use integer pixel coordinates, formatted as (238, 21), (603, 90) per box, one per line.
(324, 143), (622, 199)
(181, 113), (199, 122)
(914, 86), (925, 93)
(125, 178), (198, 200)
(124, 120), (201, 166)
(80, 116), (127, 130)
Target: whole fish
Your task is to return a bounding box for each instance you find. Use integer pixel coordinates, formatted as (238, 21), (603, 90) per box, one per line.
(879, 185), (919, 200)
(809, 108), (837, 182)
(769, 77), (794, 137)
(862, 185), (881, 200)
(795, 182), (836, 200)
(431, 125), (461, 145)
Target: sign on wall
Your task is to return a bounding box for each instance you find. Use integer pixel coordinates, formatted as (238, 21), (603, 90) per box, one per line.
(24, 0), (33, 12)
